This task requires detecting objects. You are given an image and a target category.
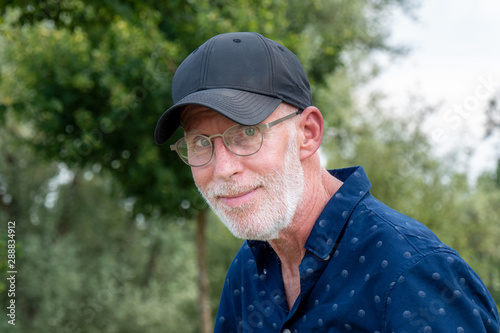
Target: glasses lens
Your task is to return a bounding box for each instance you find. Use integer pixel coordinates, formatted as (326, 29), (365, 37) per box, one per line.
(179, 135), (212, 166)
(225, 125), (263, 156)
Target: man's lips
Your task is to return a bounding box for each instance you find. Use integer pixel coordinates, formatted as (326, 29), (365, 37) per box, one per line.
(218, 187), (260, 207)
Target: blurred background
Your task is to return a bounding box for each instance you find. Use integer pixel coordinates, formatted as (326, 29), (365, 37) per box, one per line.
(0, 0), (499, 332)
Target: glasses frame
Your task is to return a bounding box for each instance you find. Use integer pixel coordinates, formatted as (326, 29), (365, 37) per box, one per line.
(170, 109), (303, 167)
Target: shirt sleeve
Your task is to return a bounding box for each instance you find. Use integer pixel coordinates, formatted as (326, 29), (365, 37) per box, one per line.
(385, 249), (499, 332)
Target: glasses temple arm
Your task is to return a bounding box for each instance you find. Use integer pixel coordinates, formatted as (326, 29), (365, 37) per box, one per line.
(260, 109), (303, 130)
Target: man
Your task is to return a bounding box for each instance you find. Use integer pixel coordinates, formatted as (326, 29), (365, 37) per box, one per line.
(155, 32), (499, 332)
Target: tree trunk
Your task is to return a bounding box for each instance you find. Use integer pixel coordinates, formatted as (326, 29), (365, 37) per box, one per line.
(142, 238), (161, 288)
(196, 209), (213, 333)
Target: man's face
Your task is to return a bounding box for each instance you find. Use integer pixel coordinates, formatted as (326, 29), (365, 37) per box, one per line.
(183, 105), (305, 240)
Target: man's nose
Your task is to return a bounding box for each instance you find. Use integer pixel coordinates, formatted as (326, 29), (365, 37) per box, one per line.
(211, 137), (242, 179)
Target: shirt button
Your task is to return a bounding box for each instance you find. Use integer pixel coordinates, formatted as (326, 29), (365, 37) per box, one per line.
(283, 329), (291, 333)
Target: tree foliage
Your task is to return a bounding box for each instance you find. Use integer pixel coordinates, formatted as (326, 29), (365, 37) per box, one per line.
(486, 89), (500, 136)
(0, 127), (202, 332)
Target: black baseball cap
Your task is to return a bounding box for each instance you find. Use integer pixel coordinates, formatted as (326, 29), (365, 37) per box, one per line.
(154, 32), (312, 144)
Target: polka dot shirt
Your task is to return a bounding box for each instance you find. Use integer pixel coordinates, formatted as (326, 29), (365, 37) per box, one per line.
(214, 166), (499, 332)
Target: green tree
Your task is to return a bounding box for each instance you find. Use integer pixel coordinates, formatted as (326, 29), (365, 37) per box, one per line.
(468, 162), (500, 301)
(0, 126), (203, 332)
(485, 89), (500, 136)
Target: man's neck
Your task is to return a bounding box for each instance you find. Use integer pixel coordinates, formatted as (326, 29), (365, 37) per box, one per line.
(269, 167), (342, 262)
(268, 167), (343, 308)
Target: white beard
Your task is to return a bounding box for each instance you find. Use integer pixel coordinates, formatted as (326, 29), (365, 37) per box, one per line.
(197, 132), (305, 241)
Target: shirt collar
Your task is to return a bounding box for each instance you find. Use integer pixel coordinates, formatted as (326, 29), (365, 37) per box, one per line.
(247, 166), (371, 268)
(304, 166), (371, 259)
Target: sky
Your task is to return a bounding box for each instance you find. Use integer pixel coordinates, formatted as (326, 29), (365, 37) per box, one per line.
(362, 0), (500, 179)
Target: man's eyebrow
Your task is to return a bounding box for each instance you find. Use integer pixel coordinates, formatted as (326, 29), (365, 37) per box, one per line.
(184, 128), (202, 136)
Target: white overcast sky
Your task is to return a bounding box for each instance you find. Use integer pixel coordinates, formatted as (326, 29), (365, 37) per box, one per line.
(361, 0), (500, 179)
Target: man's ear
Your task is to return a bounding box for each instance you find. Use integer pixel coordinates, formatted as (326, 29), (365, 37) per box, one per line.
(297, 106), (323, 161)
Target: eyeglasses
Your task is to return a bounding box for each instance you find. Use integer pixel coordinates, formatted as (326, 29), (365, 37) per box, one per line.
(170, 109), (302, 167)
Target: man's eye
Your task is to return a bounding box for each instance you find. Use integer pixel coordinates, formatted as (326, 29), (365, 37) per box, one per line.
(244, 128), (256, 137)
(194, 136), (211, 148)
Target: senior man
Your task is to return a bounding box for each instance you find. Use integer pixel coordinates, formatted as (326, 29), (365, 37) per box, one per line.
(155, 32), (499, 332)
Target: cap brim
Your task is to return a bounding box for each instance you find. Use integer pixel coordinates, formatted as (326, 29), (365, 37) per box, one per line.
(154, 88), (282, 144)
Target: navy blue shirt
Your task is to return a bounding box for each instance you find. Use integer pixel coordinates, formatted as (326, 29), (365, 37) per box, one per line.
(214, 166), (499, 332)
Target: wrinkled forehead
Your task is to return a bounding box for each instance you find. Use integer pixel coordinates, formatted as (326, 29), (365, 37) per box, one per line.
(180, 105), (236, 132)
(180, 102), (293, 131)
(180, 105), (205, 123)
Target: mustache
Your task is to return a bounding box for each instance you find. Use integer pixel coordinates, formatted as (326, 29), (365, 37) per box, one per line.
(203, 179), (264, 198)
(198, 169), (281, 200)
